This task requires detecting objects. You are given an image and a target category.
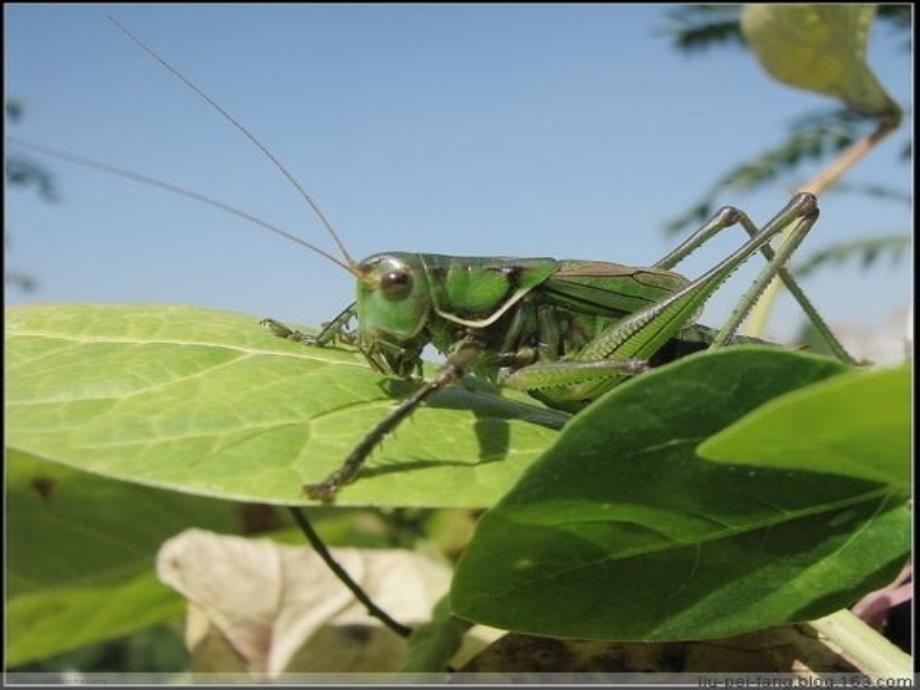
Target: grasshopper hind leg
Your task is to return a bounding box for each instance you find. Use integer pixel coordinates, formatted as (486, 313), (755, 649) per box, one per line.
(653, 201), (854, 364)
(709, 206), (823, 351)
(507, 193), (845, 411)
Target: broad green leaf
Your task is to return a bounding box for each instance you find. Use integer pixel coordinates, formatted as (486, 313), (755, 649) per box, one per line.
(741, 5), (900, 119)
(451, 348), (909, 641)
(6, 304), (565, 508)
(7, 449), (239, 665)
(699, 364), (910, 490)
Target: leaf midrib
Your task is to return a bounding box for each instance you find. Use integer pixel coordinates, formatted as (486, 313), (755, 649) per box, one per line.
(7, 330), (366, 366)
(469, 485), (895, 604)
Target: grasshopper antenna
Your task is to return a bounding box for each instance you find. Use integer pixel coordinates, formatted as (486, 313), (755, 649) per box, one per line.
(7, 137), (359, 276)
(107, 15), (356, 269)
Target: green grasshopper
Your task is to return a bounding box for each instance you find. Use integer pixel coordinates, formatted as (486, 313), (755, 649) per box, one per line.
(266, 193), (855, 502)
(13, 20), (856, 503)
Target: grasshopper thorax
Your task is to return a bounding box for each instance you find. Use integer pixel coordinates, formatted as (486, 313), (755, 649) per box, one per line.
(355, 252), (432, 376)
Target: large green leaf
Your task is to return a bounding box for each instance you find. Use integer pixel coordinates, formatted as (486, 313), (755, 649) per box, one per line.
(741, 5), (900, 120)
(451, 348), (909, 640)
(699, 364), (911, 490)
(7, 449), (240, 666)
(6, 304), (565, 508)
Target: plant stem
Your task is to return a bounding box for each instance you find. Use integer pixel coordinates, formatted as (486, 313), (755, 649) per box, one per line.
(287, 506), (414, 639)
(807, 608), (912, 678)
(743, 119), (898, 339)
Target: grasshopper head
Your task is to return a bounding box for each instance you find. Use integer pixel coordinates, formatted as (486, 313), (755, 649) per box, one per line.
(355, 253), (431, 376)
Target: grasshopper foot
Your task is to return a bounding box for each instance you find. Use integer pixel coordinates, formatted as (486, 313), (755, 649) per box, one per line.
(260, 317), (293, 338)
(260, 318), (318, 346)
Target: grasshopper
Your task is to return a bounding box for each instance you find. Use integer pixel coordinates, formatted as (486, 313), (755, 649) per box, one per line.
(12, 19), (855, 503)
(270, 193), (855, 502)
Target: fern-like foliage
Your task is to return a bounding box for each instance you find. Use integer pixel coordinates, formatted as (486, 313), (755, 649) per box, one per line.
(659, 5), (911, 236)
(791, 234), (911, 279)
(4, 270), (37, 292)
(661, 5), (744, 53)
(826, 182), (911, 206)
(5, 98), (53, 292)
(877, 4), (913, 50)
(659, 3), (911, 226)
(5, 100), (58, 202)
(663, 107), (877, 234)
(5, 156), (58, 202)
(6, 99), (23, 121)
(663, 4), (911, 55)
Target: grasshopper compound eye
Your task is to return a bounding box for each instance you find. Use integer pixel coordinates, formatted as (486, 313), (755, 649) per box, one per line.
(380, 270), (413, 300)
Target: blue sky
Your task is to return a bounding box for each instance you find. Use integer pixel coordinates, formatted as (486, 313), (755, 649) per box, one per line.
(5, 4), (912, 345)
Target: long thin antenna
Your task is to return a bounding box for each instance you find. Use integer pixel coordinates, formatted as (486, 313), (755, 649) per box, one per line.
(8, 137), (359, 276)
(107, 15), (356, 268)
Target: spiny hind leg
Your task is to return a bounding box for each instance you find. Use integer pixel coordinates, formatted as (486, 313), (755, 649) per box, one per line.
(261, 302), (356, 348)
(708, 206), (822, 350)
(653, 199), (854, 364)
(555, 194), (825, 373)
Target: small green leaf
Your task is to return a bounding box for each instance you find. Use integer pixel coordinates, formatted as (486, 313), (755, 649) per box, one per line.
(451, 348), (909, 640)
(7, 449), (238, 665)
(741, 5), (900, 120)
(698, 364), (910, 490)
(5, 304), (565, 508)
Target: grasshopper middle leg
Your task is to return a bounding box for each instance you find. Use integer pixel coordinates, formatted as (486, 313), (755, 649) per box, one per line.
(302, 338), (484, 502)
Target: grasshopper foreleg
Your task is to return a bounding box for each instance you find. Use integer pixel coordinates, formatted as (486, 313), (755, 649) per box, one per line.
(304, 338), (484, 502)
(261, 302), (357, 348)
